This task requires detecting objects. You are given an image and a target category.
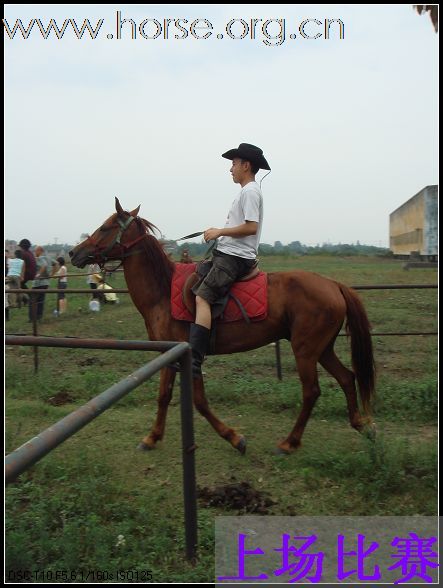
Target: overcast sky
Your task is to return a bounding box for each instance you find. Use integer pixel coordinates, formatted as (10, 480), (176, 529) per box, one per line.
(4, 4), (438, 247)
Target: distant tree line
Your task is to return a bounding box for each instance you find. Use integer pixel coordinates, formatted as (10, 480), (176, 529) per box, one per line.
(175, 240), (392, 258)
(41, 243), (73, 254)
(18, 239), (390, 261)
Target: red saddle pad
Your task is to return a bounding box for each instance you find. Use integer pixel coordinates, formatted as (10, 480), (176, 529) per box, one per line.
(171, 263), (268, 323)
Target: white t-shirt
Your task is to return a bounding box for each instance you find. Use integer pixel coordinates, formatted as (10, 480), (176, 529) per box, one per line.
(216, 181), (263, 259)
(7, 258), (24, 278)
(56, 265), (68, 283)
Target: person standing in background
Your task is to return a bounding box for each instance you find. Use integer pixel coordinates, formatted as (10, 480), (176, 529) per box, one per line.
(6, 250), (25, 308)
(53, 256), (68, 315)
(5, 249), (10, 276)
(5, 248), (10, 320)
(180, 249), (193, 264)
(18, 239), (37, 287)
(29, 246), (51, 322)
(86, 262), (101, 300)
(18, 238), (37, 307)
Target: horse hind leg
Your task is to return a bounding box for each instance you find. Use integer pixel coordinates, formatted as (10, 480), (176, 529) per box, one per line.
(277, 355), (321, 454)
(193, 376), (246, 454)
(138, 366), (176, 450)
(319, 344), (369, 433)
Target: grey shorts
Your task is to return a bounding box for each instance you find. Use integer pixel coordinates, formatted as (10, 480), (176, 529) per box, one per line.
(192, 250), (256, 308)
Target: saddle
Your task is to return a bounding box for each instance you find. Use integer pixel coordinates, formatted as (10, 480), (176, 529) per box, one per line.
(170, 263), (268, 324)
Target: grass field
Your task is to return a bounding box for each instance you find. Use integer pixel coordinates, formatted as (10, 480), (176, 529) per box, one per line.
(5, 255), (438, 582)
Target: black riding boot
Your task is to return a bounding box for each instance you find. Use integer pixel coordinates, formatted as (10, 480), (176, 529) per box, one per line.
(189, 323), (211, 378)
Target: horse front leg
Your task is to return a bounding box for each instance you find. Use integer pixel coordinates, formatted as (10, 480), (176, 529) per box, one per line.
(193, 376), (246, 454)
(138, 366), (176, 450)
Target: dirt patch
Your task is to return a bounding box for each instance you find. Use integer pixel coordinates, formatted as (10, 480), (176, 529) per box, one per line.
(78, 357), (105, 367)
(197, 481), (275, 514)
(46, 391), (74, 406)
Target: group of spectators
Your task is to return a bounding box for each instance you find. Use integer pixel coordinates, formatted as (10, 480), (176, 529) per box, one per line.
(5, 239), (67, 321)
(5, 245), (118, 321)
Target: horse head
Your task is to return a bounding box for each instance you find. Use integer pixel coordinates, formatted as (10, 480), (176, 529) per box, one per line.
(69, 198), (142, 268)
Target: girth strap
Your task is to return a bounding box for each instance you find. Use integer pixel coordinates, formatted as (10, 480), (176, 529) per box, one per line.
(226, 293), (251, 324)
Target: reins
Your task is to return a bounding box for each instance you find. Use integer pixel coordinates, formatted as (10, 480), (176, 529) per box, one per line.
(176, 231), (217, 259)
(88, 213), (216, 272)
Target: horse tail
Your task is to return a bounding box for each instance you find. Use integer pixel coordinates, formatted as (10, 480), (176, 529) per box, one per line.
(337, 283), (376, 415)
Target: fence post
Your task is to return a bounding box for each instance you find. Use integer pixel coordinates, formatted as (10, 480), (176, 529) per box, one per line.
(179, 347), (198, 562)
(275, 340), (282, 381)
(30, 291), (39, 373)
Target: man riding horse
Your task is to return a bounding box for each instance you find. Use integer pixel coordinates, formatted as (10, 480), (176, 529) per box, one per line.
(190, 142), (271, 377)
(70, 152), (375, 454)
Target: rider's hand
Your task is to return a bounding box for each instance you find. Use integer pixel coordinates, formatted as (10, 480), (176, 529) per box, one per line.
(204, 228), (221, 242)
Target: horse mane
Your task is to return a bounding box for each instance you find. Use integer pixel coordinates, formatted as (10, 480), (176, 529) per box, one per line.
(137, 217), (175, 297)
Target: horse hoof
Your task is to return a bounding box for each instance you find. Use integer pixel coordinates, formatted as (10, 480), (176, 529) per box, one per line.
(137, 442), (155, 451)
(273, 446), (290, 456)
(362, 422), (377, 442)
(236, 436), (247, 455)
(274, 440), (299, 455)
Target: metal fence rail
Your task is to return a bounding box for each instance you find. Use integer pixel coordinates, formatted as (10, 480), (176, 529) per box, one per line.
(5, 335), (186, 352)
(350, 284), (437, 290)
(5, 282), (438, 379)
(5, 283), (439, 295)
(4, 338), (197, 561)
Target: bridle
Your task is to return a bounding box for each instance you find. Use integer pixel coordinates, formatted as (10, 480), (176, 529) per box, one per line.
(85, 214), (148, 267)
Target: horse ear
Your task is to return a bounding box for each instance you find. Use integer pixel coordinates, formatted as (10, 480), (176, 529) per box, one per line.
(130, 205), (141, 217)
(115, 197), (125, 217)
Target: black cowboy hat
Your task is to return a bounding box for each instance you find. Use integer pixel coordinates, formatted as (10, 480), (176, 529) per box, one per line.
(222, 143), (271, 171)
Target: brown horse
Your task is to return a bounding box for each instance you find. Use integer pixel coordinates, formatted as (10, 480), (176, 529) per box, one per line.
(69, 198), (376, 455)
